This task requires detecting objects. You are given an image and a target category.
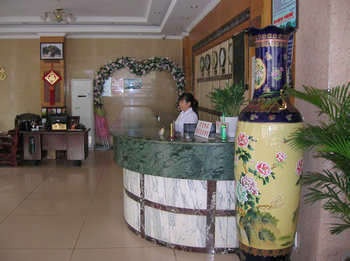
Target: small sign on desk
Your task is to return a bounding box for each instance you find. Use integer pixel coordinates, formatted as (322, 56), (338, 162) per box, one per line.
(194, 120), (212, 139)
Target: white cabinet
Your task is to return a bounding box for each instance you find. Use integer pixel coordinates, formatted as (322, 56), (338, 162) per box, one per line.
(71, 79), (94, 148)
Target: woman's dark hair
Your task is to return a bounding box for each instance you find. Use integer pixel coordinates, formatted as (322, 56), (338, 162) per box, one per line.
(178, 92), (199, 115)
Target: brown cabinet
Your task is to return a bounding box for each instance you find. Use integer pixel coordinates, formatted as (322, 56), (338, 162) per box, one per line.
(21, 130), (89, 164)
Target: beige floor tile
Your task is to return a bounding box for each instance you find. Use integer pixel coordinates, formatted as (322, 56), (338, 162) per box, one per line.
(0, 215), (84, 248)
(0, 172), (45, 194)
(0, 196), (27, 216)
(88, 196), (123, 216)
(28, 172), (99, 200)
(76, 215), (153, 248)
(0, 249), (71, 261)
(0, 216), (6, 224)
(71, 247), (175, 261)
(12, 198), (93, 216)
(174, 250), (240, 261)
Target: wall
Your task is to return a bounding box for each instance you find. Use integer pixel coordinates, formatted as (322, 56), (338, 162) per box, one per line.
(0, 39), (40, 130)
(65, 38), (182, 131)
(292, 0), (350, 260)
(0, 38), (182, 131)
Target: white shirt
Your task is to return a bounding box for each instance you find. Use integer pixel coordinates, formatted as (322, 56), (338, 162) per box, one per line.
(174, 107), (198, 135)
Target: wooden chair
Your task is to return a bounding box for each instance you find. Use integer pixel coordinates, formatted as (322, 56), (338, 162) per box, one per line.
(0, 129), (19, 166)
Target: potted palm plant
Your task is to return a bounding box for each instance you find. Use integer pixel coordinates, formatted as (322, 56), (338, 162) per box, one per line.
(208, 82), (247, 137)
(288, 82), (350, 234)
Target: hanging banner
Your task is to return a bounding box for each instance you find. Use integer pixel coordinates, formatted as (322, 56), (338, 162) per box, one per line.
(43, 68), (61, 105)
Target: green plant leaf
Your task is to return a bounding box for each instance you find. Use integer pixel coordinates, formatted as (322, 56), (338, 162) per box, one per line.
(208, 82), (247, 116)
(287, 82), (350, 235)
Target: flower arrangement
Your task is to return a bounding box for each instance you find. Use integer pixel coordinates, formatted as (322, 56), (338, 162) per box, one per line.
(94, 57), (185, 106)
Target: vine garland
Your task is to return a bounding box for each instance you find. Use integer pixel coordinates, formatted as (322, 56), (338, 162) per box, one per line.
(94, 56), (185, 106)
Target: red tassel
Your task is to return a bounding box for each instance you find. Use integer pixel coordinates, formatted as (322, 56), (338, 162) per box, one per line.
(49, 85), (55, 105)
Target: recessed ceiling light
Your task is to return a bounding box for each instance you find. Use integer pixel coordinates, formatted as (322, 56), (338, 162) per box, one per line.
(190, 4), (199, 9)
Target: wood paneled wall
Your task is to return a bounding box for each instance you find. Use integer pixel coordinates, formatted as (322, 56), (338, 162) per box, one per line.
(183, 0), (272, 90)
(183, 0), (272, 120)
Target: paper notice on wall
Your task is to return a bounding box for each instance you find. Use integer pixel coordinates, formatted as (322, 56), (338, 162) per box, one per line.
(111, 77), (124, 95)
(102, 77), (111, 96)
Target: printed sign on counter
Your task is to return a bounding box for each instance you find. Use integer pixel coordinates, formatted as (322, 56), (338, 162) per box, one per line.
(194, 120), (212, 139)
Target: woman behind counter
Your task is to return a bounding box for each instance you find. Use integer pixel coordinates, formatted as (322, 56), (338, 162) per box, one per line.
(175, 93), (199, 136)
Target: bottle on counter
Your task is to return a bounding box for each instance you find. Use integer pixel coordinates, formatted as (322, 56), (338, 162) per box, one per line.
(169, 121), (175, 140)
(221, 114), (227, 140)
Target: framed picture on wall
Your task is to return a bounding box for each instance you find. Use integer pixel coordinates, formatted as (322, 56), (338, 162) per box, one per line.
(40, 43), (64, 60)
(68, 116), (80, 130)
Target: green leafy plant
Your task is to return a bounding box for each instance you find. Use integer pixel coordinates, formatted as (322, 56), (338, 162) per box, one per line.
(288, 82), (350, 234)
(208, 82), (247, 116)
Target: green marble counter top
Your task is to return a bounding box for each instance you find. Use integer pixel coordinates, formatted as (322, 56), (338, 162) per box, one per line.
(113, 129), (235, 180)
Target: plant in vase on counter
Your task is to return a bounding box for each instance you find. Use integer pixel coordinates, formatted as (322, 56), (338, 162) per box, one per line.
(208, 82), (247, 137)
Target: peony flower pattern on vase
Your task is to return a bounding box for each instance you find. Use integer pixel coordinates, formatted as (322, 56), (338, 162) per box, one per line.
(235, 132), (295, 246)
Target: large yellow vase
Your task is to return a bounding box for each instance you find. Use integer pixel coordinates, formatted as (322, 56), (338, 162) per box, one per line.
(234, 26), (303, 260)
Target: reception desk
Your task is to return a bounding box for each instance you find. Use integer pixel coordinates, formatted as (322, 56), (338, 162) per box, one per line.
(113, 129), (238, 253)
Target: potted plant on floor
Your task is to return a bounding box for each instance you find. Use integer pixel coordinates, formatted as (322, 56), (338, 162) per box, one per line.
(288, 82), (350, 234)
(208, 82), (247, 137)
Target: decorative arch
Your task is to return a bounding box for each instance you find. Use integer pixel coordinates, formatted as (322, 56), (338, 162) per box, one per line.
(94, 56), (185, 106)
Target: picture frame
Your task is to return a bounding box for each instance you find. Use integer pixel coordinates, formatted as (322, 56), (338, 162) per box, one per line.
(124, 78), (142, 90)
(40, 42), (64, 60)
(68, 116), (80, 130)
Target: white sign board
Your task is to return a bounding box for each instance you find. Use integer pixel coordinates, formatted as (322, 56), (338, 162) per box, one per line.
(194, 120), (212, 139)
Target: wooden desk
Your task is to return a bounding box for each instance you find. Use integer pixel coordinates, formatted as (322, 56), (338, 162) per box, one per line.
(21, 130), (89, 165)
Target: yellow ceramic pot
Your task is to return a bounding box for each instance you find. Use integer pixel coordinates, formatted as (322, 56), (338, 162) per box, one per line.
(235, 122), (303, 257)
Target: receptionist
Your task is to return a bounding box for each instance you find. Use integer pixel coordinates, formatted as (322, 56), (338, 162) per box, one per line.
(174, 93), (199, 135)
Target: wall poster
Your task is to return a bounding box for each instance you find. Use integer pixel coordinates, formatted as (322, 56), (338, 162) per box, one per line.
(272, 0), (298, 29)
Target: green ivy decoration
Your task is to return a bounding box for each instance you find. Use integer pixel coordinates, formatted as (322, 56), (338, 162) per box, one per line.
(94, 56), (185, 106)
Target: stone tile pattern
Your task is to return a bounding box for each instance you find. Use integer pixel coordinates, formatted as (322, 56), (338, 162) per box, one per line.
(123, 169), (239, 253)
(114, 135), (235, 180)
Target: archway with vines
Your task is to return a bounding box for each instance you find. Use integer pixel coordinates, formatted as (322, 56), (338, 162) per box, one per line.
(94, 56), (185, 106)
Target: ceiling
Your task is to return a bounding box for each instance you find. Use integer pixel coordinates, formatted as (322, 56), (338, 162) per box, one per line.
(0, 0), (221, 38)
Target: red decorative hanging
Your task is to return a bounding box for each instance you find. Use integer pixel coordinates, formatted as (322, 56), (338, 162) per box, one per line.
(43, 65), (61, 105)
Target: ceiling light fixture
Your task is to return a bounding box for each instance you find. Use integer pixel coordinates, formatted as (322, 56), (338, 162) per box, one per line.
(41, 1), (75, 24)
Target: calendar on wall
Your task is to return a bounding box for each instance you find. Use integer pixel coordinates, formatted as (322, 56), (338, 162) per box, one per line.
(194, 32), (248, 122)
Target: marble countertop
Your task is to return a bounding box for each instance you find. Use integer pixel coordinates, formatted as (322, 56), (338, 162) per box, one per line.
(112, 128), (235, 180)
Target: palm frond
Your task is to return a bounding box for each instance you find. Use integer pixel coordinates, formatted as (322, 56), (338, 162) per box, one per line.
(330, 223), (350, 235)
(287, 82), (350, 122)
(287, 82), (350, 235)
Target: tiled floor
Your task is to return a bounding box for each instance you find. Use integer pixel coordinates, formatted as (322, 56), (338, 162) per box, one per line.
(0, 151), (239, 261)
